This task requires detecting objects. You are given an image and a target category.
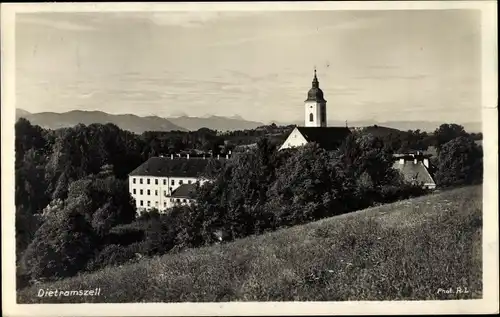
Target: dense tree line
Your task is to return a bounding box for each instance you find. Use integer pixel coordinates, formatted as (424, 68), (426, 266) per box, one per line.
(15, 119), (483, 288)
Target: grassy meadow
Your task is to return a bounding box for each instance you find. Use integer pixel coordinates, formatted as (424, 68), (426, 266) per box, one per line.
(17, 185), (482, 303)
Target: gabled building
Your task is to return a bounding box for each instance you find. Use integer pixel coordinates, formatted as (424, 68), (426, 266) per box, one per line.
(279, 69), (351, 151)
(392, 153), (436, 189)
(279, 126), (352, 151)
(128, 154), (226, 213)
(169, 183), (198, 207)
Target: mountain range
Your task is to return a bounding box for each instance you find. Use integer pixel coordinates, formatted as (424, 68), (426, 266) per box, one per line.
(15, 109), (266, 134)
(16, 109), (482, 134)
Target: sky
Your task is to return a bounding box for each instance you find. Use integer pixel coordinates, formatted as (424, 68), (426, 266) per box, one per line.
(15, 9), (482, 124)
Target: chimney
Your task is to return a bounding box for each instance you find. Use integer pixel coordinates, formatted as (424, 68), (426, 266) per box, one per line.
(187, 153), (190, 159)
(226, 154), (229, 159)
(399, 158), (405, 165)
(423, 158), (429, 168)
(170, 154), (174, 159)
(217, 154), (220, 159)
(414, 159), (418, 165)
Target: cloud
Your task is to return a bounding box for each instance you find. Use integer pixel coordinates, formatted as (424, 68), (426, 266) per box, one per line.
(352, 74), (429, 80)
(16, 15), (97, 31)
(206, 15), (384, 48)
(147, 11), (222, 27)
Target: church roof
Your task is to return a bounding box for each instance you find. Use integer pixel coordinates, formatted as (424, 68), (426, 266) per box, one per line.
(296, 127), (351, 150)
(305, 69), (326, 102)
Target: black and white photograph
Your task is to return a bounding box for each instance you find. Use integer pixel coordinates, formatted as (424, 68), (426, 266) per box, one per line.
(1, 1), (498, 316)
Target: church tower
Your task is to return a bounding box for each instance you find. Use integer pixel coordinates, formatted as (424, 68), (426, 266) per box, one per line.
(304, 69), (327, 127)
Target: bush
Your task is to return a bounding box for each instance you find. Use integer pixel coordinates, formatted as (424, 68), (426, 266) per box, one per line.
(105, 223), (147, 246)
(86, 244), (137, 272)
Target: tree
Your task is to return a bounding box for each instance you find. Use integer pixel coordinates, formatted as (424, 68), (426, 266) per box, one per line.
(267, 143), (347, 226)
(20, 199), (98, 282)
(433, 124), (468, 153)
(66, 174), (136, 236)
(435, 136), (483, 187)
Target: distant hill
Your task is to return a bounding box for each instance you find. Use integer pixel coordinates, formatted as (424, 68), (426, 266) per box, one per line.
(16, 109), (186, 134)
(359, 125), (405, 138)
(168, 115), (265, 131)
(16, 109), (481, 134)
(274, 120), (482, 133)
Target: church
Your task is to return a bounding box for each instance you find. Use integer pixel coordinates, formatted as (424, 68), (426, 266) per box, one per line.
(279, 69), (352, 151)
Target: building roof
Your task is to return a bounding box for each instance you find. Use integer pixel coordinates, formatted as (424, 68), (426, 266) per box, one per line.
(129, 157), (216, 177)
(392, 161), (435, 185)
(305, 69), (326, 102)
(296, 126), (351, 150)
(170, 183), (198, 199)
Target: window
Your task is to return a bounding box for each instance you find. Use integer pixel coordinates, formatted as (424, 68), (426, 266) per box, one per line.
(147, 201), (151, 207)
(140, 200), (143, 206)
(182, 199), (186, 203)
(155, 201), (159, 207)
(170, 199), (173, 202)
(140, 178), (143, 184)
(155, 190), (158, 196)
(169, 187), (173, 193)
(176, 199), (180, 202)
(171, 180), (175, 185)
(133, 178), (136, 184)
(164, 190), (167, 196)
(155, 179), (158, 185)
(147, 189), (151, 195)
(188, 180), (192, 184)
(179, 180), (183, 185)
(147, 179), (150, 185)
(163, 179), (166, 185)
(133, 189), (136, 194)
(164, 202), (167, 207)
(140, 189), (143, 195)
(309, 113), (314, 122)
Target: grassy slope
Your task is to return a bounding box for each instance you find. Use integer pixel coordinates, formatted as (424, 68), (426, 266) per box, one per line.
(17, 185), (482, 303)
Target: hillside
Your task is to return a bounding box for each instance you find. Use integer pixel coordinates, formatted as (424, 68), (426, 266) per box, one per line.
(17, 185), (482, 303)
(16, 109), (187, 134)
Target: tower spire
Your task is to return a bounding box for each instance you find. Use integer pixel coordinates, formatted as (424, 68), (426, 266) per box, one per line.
(312, 67), (319, 88)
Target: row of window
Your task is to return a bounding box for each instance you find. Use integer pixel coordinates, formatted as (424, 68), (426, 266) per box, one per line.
(132, 177), (195, 186)
(138, 198), (191, 207)
(134, 188), (158, 196)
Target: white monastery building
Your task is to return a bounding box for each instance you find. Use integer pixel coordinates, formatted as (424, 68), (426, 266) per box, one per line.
(128, 154), (225, 213)
(279, 69), (351, 151)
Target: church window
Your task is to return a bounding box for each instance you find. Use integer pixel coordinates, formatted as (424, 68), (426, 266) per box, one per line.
(309, 113), (314, 122)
